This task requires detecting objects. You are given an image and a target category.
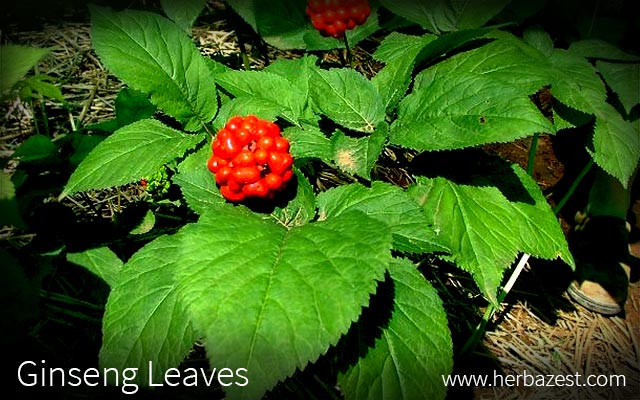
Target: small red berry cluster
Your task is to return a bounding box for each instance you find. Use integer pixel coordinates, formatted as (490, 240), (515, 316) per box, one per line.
(207, 115), (293, 202)
(306, 0), (371, 38)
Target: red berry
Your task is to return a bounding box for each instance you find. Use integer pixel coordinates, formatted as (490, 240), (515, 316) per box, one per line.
(208, 115), (295, 203)
(306, 0), (371, 38)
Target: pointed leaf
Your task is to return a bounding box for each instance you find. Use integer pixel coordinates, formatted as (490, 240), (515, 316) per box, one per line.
(100, 234), (198, 384)
(596, 61), (639, 115)
(408, 161), (572, 303)
(372, 32), (436, 112)
(67, 247), (123, 288)
(160, 0), (207, 31)
(12, 134), (57, 163)
(317, 181), (449, 254)
(339, 258), (453, 400)
(390, 68), (553, 151)
(379, 0), (509, 33)
(175, 207), (393, 399)
(173, 145), (225, 214)
(548, 49), (607, 115)
(0, 45), (50, 94)
(283, 124), (333, 162)
(331, 126), (387, 180)
(310, 68), (385, 133)
(270, 170), (316, 228)
(216, 70), (306, 124)
(63, 119), (204, 195)
(590, 105), (640, 188)
(90, 5), (217, 131)
(568, 39), (640, 62)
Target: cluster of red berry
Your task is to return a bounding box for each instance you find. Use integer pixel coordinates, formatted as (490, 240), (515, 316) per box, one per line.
(306, 0), (371, 38)
(207, 115), (293, 202)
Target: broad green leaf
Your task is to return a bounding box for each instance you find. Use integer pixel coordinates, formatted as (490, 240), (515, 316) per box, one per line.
(213, 97), (284, 131)
(173, 145), (225, 214)
(317, 181), (449, 254)
(12, 134), (57, 163)
(63, 119), (203, 195)
(372, 32), (436, 112)
(216, 70), (306, 124)
(523, 28), (554, 57)
(226, 0), (307, 49)
(568, 39), (640, 62)
(100, 234), (198, 384)
(283, 124), (333, 162)
(390, 68), (553, 151)
(330, 125), (387, 179)
(0, 45), (50, 94)
(67, 247), (123, 287)
(264, 55), (318, 119)
(590, 104), (640, 188)
(310, 68), (385, 133)
(596, 61), (639, 115)
(160, 0), (207, 31)
(0, 171), (25, 228)
(175, 207), (393, 399)
(270, 169), (316, 228)
(115, 88), (157, 128)
(90, 5), (217, 131)
(339, 258), (453, 400)
(408, 161), (572, 303)
(379, 0), (509, 33)
(548, 49), (607, 115)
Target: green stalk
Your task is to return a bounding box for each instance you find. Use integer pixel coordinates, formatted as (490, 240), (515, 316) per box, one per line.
(526, 133), (540, 176)
(553, 159), (594, 215)
(343, 34), (354, 68)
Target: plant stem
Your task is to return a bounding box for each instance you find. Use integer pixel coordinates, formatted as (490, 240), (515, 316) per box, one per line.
(553, 158), (594, 215)
(343, 34), (354, 68)
(460, 253), (530, 356)
(526, 132), (540, 176)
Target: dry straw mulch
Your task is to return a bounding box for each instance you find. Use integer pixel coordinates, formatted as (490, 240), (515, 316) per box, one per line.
(2, 6), (639, 400)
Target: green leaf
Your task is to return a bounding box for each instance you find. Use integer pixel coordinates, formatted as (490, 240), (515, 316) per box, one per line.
(0, 171), (25, 228)
(331, 125), (387, 179)
(226, 0), (307, 49)
(67, 247), (123, 288)
(548, 49), (607, 115)
(216, 70), (306, 124)
(100, 234), (198, 384)
(175, 207), (393, 399)
(590, 105), (640, 188)
(372, 32), (436, 113)
(213, 97), (284, 131)
(173, 145), (225, 214)
(63, 119), (203, 196)
(310, 68), (385, 133)
(317, 181), (449, 254)
(90, 5), (217, 131)
(69, 133), (105, 167)
(12, 134), (57, 163)
(596, 61), (639, 115)
(523, 28), (554, 57)
(390, 68), (553, 151)
(568, 39), (640, 62)
(379, 0), (509, 33)
(115, 88), (157, 128)
(339, 258), (453, 400)
(408, 160), (572, 303)
(0, 45), (50, 94)
(19, 74), (66, 103)
(282, 124), (333, 162)
(270, 169), (316, 228)
(160, 0), (207, 31)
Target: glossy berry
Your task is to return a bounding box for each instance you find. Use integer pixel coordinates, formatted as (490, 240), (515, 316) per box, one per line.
(306, 0), (371, 38)
(208, 115), (294, 203)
